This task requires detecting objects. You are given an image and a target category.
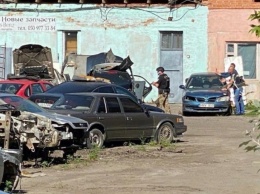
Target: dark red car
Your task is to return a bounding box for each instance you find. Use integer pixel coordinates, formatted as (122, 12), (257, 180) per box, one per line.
(0, 76), (53, 98)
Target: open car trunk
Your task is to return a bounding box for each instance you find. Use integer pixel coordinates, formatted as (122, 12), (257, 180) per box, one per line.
(13, 44), (54, 79)
(62, 49), (152, 100)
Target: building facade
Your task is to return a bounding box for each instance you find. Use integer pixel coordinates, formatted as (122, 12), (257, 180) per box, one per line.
(207, 0), (260, 101)
(0, 0), (208, 103)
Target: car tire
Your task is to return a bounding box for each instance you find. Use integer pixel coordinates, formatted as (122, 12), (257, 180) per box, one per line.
(156, 122), (175, 143)
(89, 128), (104, 148)
(223, 106), (232, 116)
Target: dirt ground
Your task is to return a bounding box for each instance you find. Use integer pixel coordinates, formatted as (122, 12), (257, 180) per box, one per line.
(17, 104), (260, 194)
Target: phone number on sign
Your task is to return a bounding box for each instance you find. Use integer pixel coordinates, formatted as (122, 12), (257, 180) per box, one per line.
(19, 25), (56, 31)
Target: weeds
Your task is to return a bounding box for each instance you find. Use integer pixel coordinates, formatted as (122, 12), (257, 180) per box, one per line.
(88, 145), (101, 161)
(245, 100), (260, 116)
(4, 180), (13, 192)
(147, 139), (176, 151)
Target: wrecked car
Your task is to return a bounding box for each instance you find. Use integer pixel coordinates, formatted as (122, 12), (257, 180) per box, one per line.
(62, 49), (152, 100)
(13, 44), (66, 85)
(0, 93), (89, 159)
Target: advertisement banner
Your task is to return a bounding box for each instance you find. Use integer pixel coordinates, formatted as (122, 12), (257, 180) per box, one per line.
(0, 16), (56, 31)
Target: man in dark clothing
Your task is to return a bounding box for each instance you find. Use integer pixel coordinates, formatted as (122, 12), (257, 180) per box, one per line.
(152, 67), (171, 113)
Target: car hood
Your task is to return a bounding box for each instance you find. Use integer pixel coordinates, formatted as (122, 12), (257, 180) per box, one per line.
(26, 111), (88, 125)
(13, 44), (54, 79)
(184, 89), (229, 97)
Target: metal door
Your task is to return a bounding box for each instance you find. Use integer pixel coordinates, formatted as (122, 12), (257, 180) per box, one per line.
(160, 31), (183, 103)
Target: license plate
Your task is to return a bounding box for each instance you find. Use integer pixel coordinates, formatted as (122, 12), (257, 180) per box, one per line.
(199, 103), (214, 108)
(37, 102), (53, 108)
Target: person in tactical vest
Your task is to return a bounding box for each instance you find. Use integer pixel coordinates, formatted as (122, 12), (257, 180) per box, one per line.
(152, 67), (171, 114)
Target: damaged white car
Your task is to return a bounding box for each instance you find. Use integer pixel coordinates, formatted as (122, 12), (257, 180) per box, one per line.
(0, 93), (89, 159)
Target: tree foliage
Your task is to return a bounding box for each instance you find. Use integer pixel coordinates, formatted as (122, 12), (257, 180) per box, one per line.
(240, 118), (260, 153)
(249, 11), (260, 37)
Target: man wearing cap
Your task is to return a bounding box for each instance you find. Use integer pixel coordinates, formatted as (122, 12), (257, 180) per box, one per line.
(152, 67), (171, 114)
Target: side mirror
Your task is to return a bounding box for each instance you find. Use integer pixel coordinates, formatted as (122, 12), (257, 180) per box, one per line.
(179, 85), (185, 89)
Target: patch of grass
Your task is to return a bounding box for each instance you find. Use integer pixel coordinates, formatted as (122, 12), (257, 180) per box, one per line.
(147, 139), (176, 150)
(4, 180), (13, 192)
(88, 145), (101, 161)
(245, 100), (260, 116)
(136, 145), (146, 152)
(40, 160), (49, 168)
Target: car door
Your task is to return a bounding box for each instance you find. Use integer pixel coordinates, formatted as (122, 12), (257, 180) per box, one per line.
(95, 96), (126, 140)
(119, 97), (154, 139)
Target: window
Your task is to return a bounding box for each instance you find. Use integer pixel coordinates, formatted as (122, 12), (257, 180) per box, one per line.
(65, 31), (77, 56)
(120, 97), (143, 113)
(44, 83), (53, 91)
(114, 86), (137, 102)
(160, 31), (183, 50)
(226, 43), (257, 79)
(105, 97), (121, 113)
(97, 98), (106, 113)
(31, 84), (43, 95)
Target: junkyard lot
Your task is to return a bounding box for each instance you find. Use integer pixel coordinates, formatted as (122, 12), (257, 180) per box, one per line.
(21, 105), (260, 194)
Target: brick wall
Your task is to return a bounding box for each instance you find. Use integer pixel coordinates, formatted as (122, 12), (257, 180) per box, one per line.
(205, 0), (260, 9)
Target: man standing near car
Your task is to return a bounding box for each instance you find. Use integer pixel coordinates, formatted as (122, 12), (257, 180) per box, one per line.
(217, 63), (245, 115)
(152, 67), (171, 114)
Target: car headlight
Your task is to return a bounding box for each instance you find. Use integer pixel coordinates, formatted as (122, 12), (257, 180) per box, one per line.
(216, 96), (230, 102)
(184, 96), (195, 101)
(176, 117), (184, 123)
(73, 123), (88, 127)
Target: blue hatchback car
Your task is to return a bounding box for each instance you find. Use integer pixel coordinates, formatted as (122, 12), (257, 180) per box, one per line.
(179, 72), (232, 116)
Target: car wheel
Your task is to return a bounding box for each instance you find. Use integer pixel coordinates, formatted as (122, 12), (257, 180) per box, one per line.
(89, 128), (104, 148)
(156, 122), (175, 143)
(223, 106), (232, 116)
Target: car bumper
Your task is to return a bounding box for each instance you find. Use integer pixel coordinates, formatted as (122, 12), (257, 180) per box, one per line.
(175, 124), (187, 136)
(182, 101), (230, 113)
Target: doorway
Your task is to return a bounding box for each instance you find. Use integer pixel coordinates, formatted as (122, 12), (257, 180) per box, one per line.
(159, 31), (183, 103)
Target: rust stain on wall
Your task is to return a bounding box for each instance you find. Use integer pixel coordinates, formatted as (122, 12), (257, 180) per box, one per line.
(97, 18), (156, 29)
(7, 12), (23, 16)
(141, 18), (155, 26)
(65, 17), (85, 27)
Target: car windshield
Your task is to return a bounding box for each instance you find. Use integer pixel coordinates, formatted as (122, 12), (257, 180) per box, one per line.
(0, 96), (45, 113)
(186, 75), (223, 89)
(51, 94), (94, 112)
(0, 83), (23, 94)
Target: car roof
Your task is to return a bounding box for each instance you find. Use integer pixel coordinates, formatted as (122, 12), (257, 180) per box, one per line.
(0, 79), (49, 84)
(66, 92), (128, 98)
(190, 72), (219, 76)
(46, 81), (114, 93)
